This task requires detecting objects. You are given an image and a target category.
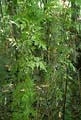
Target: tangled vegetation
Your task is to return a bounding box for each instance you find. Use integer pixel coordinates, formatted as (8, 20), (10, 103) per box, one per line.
(0, 0), (81, 120)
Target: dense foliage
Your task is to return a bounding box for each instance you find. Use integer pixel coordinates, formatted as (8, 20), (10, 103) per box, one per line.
(0, 0), (81, 120)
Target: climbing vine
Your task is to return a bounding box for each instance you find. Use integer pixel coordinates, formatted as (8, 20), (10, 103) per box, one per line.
(0, 0), (81, 120)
